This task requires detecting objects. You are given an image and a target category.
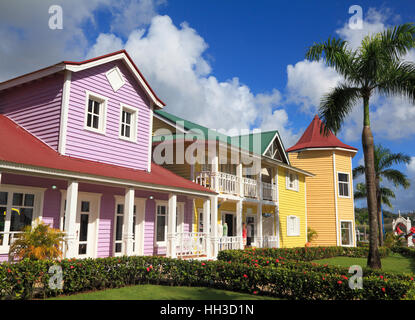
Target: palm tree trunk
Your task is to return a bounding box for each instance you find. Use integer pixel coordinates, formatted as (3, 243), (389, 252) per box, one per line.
(362, 96), (381, 269)
(376, 178), (384, 246)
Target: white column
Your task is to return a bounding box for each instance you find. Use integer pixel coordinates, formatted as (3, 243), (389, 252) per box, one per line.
(210, 195), (218, 258)
(275, 206), (280, 248)
(237, 163), (243, 197)
(124, 188), (135, 256)
(236, 200), (243, 249)
(167, 193), (177, 258)
(257, 167), (263, 200)
(203, 198), (211, 257)
(256, 203), (263, 248)
(64, 180), (78, 258)
(211, 154), (219, 192)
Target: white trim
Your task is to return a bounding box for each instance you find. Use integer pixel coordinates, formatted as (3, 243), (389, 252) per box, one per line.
(0, 162), (215, 198)
(286, 215), (300, 237)
(58, 70), (71, 155)
(148, 106), (153, 172)
(119, 103), (138, 143)
(153, 112), (189, 134)
(105, 66), (125, 92)
(65, 52), (164, 109)
(288, 147), (358, 154)
(285, 170), (299, 192)
(340, 219), (354, 247)
(333, 152), (340, 246)
(337, 171), (351, 199)
(0, 185), (46, 254)
(305, 179), (308, 243)
(155, 200), (168, 247)
(0, 64), (66, 91)
(84, 90), (108, 135)
(350, 157), (357, 247)
(262, 132), (291, 165)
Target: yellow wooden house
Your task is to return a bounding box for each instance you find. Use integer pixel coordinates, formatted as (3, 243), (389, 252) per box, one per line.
(152, 110), (313, 252)
(287, 115), (358, 247)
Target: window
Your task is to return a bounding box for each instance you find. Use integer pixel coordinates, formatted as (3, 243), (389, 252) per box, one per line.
(114, 204), (124, 254)
(106, 67), (125, 92)
(84, 91), (107, 134)
(286, 171), (299, 191)
(119, 104), (138, 142)
(0, 187), (43, 252)
(287, 215), (300, 236)
(341, 221), (353, 246)
(156, 204), (167, 243)
(338, 173), (350, 197)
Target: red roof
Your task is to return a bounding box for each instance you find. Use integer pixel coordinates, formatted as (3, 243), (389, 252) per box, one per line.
(0, 115), (215, 194)
(286, 115), (358, 152)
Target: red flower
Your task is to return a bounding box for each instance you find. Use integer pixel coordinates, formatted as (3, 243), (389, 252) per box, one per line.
(7, 268), (11, 273)
(380, 275), (384, 280)
(266, 261), (269, 264)
(243, 274), (248, 278)
(146, 267), (150, 272)
(322, 277), (325, 280)
(337, 280), (342, 284)
(150, 265), (153, 269)
(341, 275), (348, 280)
(202, 262), (206, 266)
(253, 291), (258, 295)
(382, 287), (386, 292)
(276, 259), (279, 263)
(70, 265), (74, 269)
(411, 277), (414, 281)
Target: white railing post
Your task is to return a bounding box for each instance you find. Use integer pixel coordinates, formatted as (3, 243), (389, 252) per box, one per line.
(237, 164), (243, 197)
(236, 200), (243, 249)
(210, 195), (218, 258)
(256, 203), (263, 248)
(64, 180), (78, 258)
(203, 198), (211, 257)
(123, 187), (135, 256)
(167, 194), (177, 258)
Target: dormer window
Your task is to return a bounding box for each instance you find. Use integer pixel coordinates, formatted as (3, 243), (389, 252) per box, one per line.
(286, 170), (299, 191)
(84, 91), (107, 134)
(119, 104), (138, 142)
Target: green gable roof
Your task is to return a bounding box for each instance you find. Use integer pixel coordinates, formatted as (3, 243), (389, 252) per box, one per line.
(153, 110), (288, 162)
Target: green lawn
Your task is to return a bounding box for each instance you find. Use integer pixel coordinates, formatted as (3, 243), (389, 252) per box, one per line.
(312, 253), (415, 274)
(48, 284), (278, 300)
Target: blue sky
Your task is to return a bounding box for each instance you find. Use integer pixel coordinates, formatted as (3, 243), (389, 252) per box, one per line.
(1, 0), (415, 211)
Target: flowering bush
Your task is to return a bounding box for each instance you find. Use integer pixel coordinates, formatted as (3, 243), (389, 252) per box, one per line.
(0, 253), (412, 300)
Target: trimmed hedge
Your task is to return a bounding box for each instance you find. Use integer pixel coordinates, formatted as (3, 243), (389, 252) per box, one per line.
(217, 248), (415, 282)
(0, 253), (412, 300)
(217, 246), (390, 262)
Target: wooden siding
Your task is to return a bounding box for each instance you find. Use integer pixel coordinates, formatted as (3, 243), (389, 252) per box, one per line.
(0, 73), (64, 150)
(65, 60), (151, 170)
(289, 151), (337, 246)
(277, 167), (307, 248)
(335, 151), (356, 246)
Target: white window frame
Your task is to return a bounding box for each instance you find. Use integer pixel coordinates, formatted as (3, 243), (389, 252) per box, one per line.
(84, 90), (108, 135)
(155, 201), (168, 246)
(286, 215), (300, 237)
(337, 171), (351, 198)
(0, 185), (46, 254)
(286, 171), (299, 192)
(119, 103), (138, 143)
(340, 220), (354, 247)
(106, 66), (125, 92)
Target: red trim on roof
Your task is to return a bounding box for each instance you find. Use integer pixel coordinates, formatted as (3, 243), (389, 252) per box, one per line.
(286, 115), (358, 152)
(0, 115), (214, 194)
(63, 50), (165, 106)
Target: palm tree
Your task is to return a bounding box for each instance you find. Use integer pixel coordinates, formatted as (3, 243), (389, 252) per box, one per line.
(306, 23), (415, 269)
(353, 144), (410, 246)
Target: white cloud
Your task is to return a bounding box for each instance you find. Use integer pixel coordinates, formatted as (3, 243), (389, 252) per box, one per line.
(286, 60), (342, 113)
(88, 15), (300, 145)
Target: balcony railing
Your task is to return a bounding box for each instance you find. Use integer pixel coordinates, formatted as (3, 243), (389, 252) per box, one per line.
(175, 232), (208, 257)
(262, 235), (278, 248)
(195, 171), (277, 201)
(218, 236), (241, 251)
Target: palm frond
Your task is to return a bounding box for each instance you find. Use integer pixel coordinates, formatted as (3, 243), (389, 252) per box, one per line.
(381, 168), (411, 189)
(319, 84), (361, 135)
(353, 165), (366, 179)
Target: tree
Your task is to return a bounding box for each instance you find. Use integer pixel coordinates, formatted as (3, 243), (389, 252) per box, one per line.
(353, 144), (410, 246)
(9, 219), (66, 261)
(306, 23), (415, 269)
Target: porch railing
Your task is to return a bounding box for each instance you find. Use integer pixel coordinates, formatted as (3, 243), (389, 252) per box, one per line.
(175, 232), (207, 257)
(262, 235), (278, 248)
(0, 231), (23, 247)
(218, 236), (241, 251)
(194, 171), (277, 202)
(262, 182), (277, 201)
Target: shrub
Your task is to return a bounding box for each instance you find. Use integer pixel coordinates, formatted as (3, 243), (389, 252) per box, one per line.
(8, 219), (65, 261)
(0, 253), (412, 300)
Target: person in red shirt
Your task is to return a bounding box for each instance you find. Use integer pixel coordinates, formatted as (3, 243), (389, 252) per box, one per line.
(242, 223), (247, 248)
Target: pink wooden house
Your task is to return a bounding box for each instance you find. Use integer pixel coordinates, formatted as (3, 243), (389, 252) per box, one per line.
(0, 50), (217, 261)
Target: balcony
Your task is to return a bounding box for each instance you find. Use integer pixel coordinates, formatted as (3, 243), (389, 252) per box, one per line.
(194, 171), (277, 201)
